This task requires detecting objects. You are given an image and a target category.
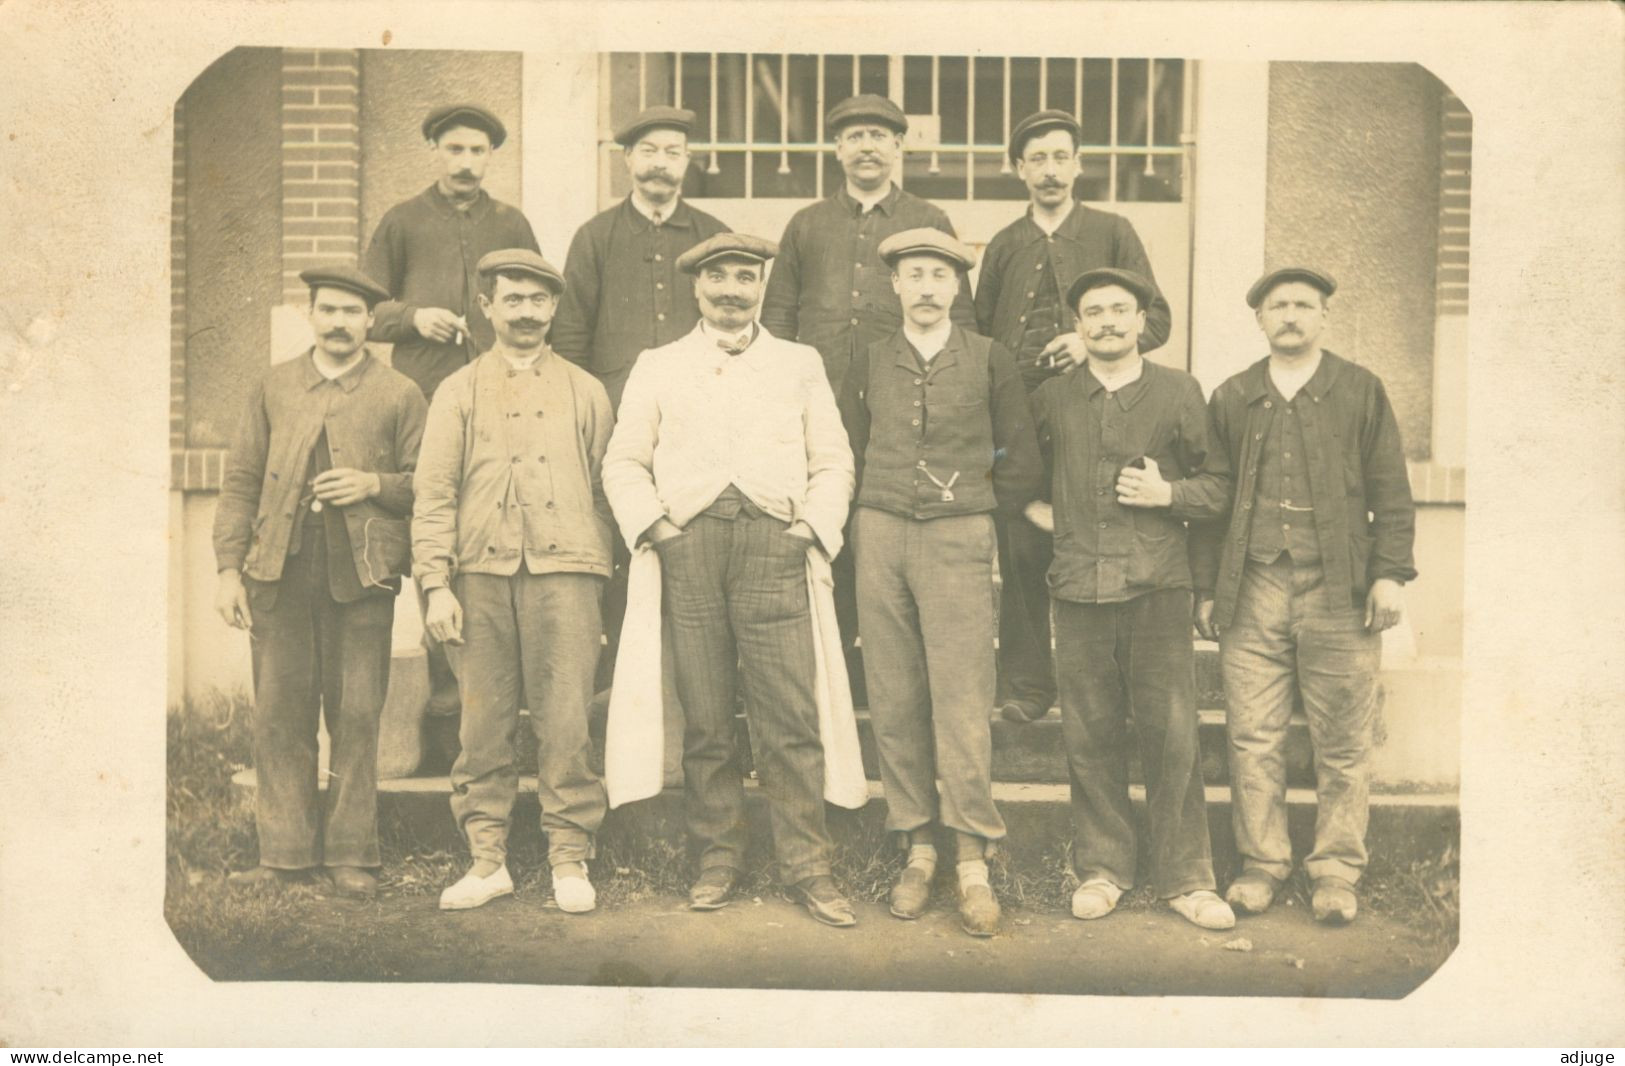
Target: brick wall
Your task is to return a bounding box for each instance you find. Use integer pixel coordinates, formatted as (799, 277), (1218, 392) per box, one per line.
(1436, 90), (1470, 317)
(281, 48), (363, 299)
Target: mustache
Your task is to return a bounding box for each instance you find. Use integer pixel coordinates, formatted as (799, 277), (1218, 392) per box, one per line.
(1090, 328), (1124, 339)
(636, 169), (680, 184)
(511, 319), (545, 330)
(322, 330), (354, 341)
(709, 298), (753, 309)
(1037, 180), (1069, 189)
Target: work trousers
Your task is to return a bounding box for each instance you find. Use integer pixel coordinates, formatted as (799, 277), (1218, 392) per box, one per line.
(995, 512), (1057, 717)
(854, 508), (1006, 847)
(246, 519), (393, 869)
(1220, 554), (1381, 884)
(450, 571), (607, 866)
(1055, 589), (1216, 898)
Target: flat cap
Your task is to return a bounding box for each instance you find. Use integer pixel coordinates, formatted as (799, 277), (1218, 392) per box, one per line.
(476, 248), (565, 294)
(615, 105), (698, 147)
(1066, 267), (1157, 313)
(1246, 266), (1337, 308)
(422, 103), (507, 149)
(826, 93), (908, 136)
(877, 228), (976, 271)
(1009, 109), (1082, 164)
(676, 232), (779, 274)
(300, 264), (391, 308)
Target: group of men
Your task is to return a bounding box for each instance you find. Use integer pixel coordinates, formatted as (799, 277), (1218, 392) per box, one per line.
(212, 93), (1416, 939)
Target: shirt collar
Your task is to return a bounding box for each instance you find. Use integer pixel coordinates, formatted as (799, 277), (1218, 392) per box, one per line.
(1082, 357), (1150, 408)
(1244, 349), (1341, 404)
(1021, 199), (1083, 242)
(426, 181), (491, 221)
(1029, 199), (1077, 237)
(700, 319), (759, 354)
(837, 182), (900, 217)
(893, 323), (964, 372)
(903, 319), (954, 361)
(627, 191), (690, 229)
(302, 349), (371, 392)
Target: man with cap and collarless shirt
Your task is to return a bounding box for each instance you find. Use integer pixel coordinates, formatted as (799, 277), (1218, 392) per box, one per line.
(1193, 267), (1416, 926)
(362, 103), (542, 763)
(552, 105), (730, 697)
(1027, 267), (1235, 931)
(603, 233), (858, 928)
(214, 265), (427, 899)
(760, 92), (976, 705)
(837, 228), (1042, 938)
(414, 249), (614, 913)
(976, 109), (1175, 728)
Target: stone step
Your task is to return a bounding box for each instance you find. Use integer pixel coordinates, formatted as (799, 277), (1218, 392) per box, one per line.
(232, 770), (1459, 877)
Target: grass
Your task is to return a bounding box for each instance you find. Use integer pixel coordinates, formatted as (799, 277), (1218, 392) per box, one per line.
(166, 690), (1460, 980)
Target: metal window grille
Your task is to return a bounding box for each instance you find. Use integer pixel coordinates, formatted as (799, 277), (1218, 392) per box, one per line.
(606, 53), (1190, 203)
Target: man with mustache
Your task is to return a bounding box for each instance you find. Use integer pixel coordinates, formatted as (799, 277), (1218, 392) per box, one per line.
(837, 229), (1041, 937)
(214, 265), (427, 899)
(552, 106), (730, 697)
(1192, 267), (1416, 925)
(761, 93), (976, 702)
(976, 110), (1174, 728)
(362, 104), (542, 763)
(603, 233), (858, 928)
(1026, 268), (1235, 930)
(413, 249), (614, 913)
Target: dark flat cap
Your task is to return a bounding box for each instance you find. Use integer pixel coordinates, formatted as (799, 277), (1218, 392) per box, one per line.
(476, 248), (565, 294)
(1246, 266), (1337, 308)
(878, 228), (975, 270)
(826, 93), (908, 136)
(1009, 109), (1082, 164)
(615, 105), (698, 147)
(422, 103), (507, 149)
(1066, 267), (1157, 312)
(300, 264), (391, 307)
(676, 233), (779, 274)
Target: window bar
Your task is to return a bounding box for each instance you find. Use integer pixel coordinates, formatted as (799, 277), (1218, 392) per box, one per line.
(744, 53), (755, 198)
(966, 55), (976, 197)
(638, 53), (648, 111)
(707, 53), (721, 175)
(815, 56), (826, 198)
(674, 52), (683, 109)
(1108, 57), (1119, 201)
(779, 53), (791, 175)
(929, 55), (941, 174)
(1039, 56), (1047, 110)
(1144, 58), (1157, 176)
(1000, 56), (1013, 173)
(1074, 56), (1083, 122)
(852, 56), (859, 96)
(1179, 59), (1196, 205)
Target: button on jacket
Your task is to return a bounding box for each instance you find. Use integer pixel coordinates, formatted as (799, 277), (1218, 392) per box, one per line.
(362, 184), (541, 401)
(760, 184), (977, 396)
(551, 197), (730, 408)
(974, 203), (1172, 390)
(602, 324), (855, 557)
(412, 349), (616, 591)
(1191, 351), (1417, 628)
(1031, 360), (1230, 604)
(839, 325), (1042, 521)
(214, 351), (427, 588)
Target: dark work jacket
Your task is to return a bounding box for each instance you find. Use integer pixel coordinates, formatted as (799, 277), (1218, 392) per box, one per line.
(550, 196), (730, 410)
(362, 184), (541, 402)
(761, 184), (977, 397)
(1031, 360), (1229, 604)
(1191, 351), (1418, 628)
(839, 325), (1041, 521)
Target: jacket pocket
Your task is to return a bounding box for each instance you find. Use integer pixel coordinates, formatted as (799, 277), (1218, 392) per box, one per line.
(358, 516), (411, 587)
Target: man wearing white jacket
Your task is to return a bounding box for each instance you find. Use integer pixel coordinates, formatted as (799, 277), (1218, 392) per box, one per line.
(603, 233), (857, 927)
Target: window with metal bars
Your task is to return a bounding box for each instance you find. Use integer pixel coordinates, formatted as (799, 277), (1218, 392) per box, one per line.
(605, 53), (1188, 203)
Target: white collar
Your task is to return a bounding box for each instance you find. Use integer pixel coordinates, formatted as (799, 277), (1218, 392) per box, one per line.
(700, 319), (756, 352)
(1031, 199), (1076, 236)
(1268, 350), (1322, 399)
(904, 320), (954, 362)
(493, 343), (548, 371)
(312, 350), (363, 380)
(1088, 354), (1145, 393)
(630, 190), (679, 224)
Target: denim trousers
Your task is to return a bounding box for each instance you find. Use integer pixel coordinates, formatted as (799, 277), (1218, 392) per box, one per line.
(450, 571), (607, 866)
(658, 509), (833, 884)
(246, 521), (393, 869)
(1054, 589), (1216, 898)
(854, 508), (1006, 847)
(995, 513), (1057, 715)
(1220, 554), (1382, 884)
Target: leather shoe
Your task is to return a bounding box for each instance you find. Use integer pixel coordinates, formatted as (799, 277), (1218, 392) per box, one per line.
(998, 700), (1048, 724)
(227, 865), (301, 890)
(1312, 876), (1359, 924)
(1225, 869), (1282, 915)
(889, 864), (934, 920)
(787, 875), (856, 928)
(688, 867), (738, 911)
(327, 866), (378, 898)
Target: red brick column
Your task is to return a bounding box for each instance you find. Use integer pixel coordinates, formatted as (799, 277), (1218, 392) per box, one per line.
(281, 49), (362, 302)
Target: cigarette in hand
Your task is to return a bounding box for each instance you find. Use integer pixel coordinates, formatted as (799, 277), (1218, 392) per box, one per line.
(453, 330), (464, 346)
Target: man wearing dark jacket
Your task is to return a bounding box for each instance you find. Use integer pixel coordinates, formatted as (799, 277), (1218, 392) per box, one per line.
(839, 229), (1041, 939)
(1193, 267), (1416, 926)
(975, 110), (1173, 727)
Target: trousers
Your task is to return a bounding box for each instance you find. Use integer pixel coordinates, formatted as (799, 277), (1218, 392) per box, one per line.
(246, 519), (393, 869)
(658, 505), (833, 884)
(1055, 589), (1216, 897)
(854, 508), (1005, 846)
(1220, 554), (1382, 884)
(450, 570), (607, 865)
(995, 513), (1057, 717)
